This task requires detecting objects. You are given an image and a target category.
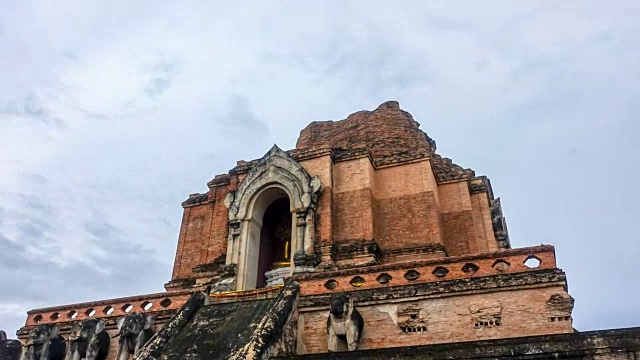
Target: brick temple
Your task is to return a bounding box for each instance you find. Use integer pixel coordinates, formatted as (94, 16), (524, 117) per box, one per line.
(3, 101), (639, 360)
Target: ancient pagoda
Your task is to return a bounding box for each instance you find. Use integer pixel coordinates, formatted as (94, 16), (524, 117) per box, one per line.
(3, 101), (638, 360)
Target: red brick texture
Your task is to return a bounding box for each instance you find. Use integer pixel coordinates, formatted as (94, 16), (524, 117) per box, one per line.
(296, 247), (557, 296)
(168, 102), (502, 283)
(297, 285), (573, 354)
(296, 101), (436, 166)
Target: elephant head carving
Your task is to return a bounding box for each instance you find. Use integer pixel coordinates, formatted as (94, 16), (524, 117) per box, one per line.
(326, 293), (364, 352)
(1, 330), (22, 360)
(21, 324), (65, 360)
(66, 319), (110, 360)
(116, 313), (155, 360)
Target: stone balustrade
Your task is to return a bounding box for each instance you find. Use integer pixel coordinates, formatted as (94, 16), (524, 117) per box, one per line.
(296, 245), (558, 296)
(23, 289), (194, 327)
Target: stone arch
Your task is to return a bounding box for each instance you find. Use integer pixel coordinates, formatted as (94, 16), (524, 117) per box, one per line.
(225, 145), (322, 290)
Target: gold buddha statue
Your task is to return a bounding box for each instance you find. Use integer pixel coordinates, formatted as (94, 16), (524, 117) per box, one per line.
(271, 213), (291, 269)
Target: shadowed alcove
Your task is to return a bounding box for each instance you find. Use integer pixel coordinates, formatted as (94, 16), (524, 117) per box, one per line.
(256, 197), (292, 288)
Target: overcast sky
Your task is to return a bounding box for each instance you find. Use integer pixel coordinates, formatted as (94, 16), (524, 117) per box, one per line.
(1, 1), (639, 337)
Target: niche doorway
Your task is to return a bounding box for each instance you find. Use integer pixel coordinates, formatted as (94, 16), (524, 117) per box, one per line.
(256, 197), (292, 288)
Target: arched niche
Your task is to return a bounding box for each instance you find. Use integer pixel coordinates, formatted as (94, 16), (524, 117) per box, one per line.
(225, 145), (322, 290)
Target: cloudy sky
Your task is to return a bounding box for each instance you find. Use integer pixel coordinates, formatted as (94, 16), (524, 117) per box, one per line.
(1, 0), (639, 337)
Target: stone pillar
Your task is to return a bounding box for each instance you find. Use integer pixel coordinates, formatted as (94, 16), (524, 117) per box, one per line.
(304, 210), (315, 254)
(295, 211), (306, 254)
(228, 220), (241, 265)
(294, 208), (319, 273)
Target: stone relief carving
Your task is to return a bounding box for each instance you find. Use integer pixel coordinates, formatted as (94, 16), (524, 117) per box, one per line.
(116, 313), (156, 360)
(469, 300), (502, 329)
(227, 145), (322, 222)
(326, 293), (364, 352)
(545, 293), (575, 322)
(21, 324), (65, 360)
(490, 198), (511, 249)
(397, 304), (428, 333)
(66, 319), (110, 360)
(224, 145), (323, 288)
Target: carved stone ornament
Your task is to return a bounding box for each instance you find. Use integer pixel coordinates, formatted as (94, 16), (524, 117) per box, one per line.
(397, 304), (428, 333)
(490, 198), (511, 249)
(22, 324), (66, 360)
(326, 293), (364, 352)
(545, 293), (575, 322)
(0, 330), (21, 360)
(67, 319), (110, 360)
(227, 145), (322, 221)
(470, 300), (503, 329)
(224, 145), (323, 289)
(116, 313), (156, 360)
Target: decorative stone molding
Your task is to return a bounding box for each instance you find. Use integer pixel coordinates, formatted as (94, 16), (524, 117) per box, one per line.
(227, 145), (322, 222)
(294, 252), (320, 268)
(545, 293), (574, 322)
(469, 300), (503, 329)
(397, 304), (428, 333)
(191, 254), (226, 274)
(224, 145), (323, 290)
(490, 198), (511, 249)
(430, 153), (475, 182)
(181, 193), (209, 207)
(163, 278), (196, 292)
(189, 255), (238, 293)
(265, 268), (291, 287)
(298, 269), (568, 308)
(330, 240), (382, 268)
(206, 174), (231, 187)
(468, 176), (493, 197)
(383, 244), (447, 261)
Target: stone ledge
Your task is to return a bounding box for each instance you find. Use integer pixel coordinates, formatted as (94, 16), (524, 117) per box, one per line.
(274, 326), (640, 359)
(298, 268), (567, 308)
(181, 192), (210, 207)
(296, 245), (555, 281)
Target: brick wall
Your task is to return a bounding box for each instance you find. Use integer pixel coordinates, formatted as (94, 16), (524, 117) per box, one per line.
(296, 101), (435, 166)
(332, 158), (375, 243)
(374, 161), (444, 251)
(168, 102), (503, 282)
(299, 155), (333, 246)
(297, 286), (573, 354)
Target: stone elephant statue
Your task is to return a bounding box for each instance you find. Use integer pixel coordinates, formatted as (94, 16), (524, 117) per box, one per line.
(1, 330), (23, 360)
(115, 313), (155, 360)
(66, 319), (110, 360)
(21, 324), (65, 360)
(326, 293), (364, 352)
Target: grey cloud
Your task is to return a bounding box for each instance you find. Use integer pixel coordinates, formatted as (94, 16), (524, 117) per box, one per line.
(216, 95), (270, 134)
(16, 221), (50, 241)
(143, 52), (182, 98)
(264, 30), (432, 99)
(83, 218), (120, 240)
(0, 233), (168, 309)
(20, 172), (48, 186)
(425, 15), (470, 32)
(0, 93), (64, 128)
(145, 77), (172, 97)
(0, 206), (169, 336)
(1, 0), (639, 339)
(62, 50), (79, 62)
(76, 107), (113, 121)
